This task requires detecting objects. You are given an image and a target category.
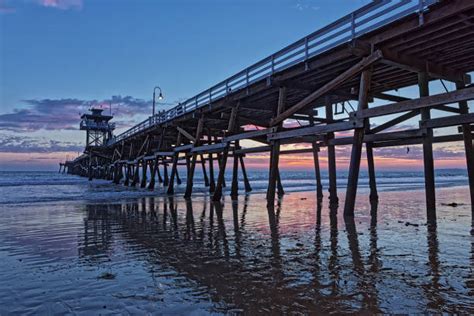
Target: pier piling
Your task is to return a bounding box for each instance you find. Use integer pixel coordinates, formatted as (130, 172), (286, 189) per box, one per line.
(65, 0), (474, 224)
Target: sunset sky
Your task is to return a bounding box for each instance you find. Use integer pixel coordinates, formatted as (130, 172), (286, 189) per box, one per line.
(0, 0), (471, 171)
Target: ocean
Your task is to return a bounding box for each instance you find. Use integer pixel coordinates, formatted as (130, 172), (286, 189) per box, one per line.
(0, 170), (472, 314)
(0, 169), (470, 205)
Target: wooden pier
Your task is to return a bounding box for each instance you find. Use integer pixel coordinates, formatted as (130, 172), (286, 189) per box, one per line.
(63, 0), (474, 222)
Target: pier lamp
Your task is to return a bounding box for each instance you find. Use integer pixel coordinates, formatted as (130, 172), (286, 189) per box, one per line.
(152, 86), (164, 117)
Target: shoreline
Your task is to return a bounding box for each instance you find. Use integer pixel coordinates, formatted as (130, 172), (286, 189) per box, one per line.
(0, 183), (471, 210)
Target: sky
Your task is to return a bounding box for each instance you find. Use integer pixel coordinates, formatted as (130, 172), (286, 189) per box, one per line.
(0, 0), (471, 171)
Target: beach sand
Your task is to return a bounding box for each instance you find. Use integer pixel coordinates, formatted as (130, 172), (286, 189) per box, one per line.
(0, 184), (472, 314)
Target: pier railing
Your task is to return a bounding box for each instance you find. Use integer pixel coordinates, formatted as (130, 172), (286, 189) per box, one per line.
(110, 0), (438, 145)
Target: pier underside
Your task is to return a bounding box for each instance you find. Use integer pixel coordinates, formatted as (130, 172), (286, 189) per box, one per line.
(65, 0), (474, 222)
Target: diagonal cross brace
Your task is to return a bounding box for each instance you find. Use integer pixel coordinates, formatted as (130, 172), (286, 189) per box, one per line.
(270, 50), (383, 126)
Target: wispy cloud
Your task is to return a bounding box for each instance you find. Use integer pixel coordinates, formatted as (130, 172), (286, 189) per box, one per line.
(0, 96), (153, 132)
(36, 0), (83, 10)
(0, 134), (83, 153)
(293, 0), (320, 12)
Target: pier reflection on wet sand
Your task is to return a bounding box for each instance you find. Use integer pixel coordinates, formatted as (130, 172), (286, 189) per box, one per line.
(78, 188), (473, 314)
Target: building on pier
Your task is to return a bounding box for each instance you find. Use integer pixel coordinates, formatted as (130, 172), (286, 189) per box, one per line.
(80, 108), (115, 148)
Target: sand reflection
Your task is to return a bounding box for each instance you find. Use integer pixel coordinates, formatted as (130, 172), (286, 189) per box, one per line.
(77, 189), (473, 313)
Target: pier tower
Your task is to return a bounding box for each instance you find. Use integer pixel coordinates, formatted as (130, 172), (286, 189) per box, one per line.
(80, 108), (115, 148)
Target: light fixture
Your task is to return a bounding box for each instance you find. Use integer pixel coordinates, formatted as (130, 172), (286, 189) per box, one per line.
(152, 86), (164, 117)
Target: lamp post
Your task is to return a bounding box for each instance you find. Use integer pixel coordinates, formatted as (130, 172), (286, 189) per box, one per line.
(152, 86), (164, 117)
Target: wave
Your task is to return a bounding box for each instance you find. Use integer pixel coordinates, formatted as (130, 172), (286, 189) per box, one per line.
(0, 169), (469, 205)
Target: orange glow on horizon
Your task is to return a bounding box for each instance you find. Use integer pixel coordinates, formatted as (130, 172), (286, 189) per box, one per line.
(0, 145), (467, 171)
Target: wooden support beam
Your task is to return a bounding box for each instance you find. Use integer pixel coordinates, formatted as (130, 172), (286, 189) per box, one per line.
(277, 171), (284, 198)
(184, 116), (204, 198)
(223, 127), (276, 142)
(270, 50), (383, 126)
(230, 141), (240, 200)
(176, 166), (182, 185)
(373, 93), (410, 103)
(433, 105), (462, 114)
(136, 135), (149, 157)
(365, 119), (378, 204)
(148, 158), (158, 190)
(370, 132), (474, 148)
(365, 129), (425, 142)
(191, 143), (227, 153)
(456, 82), (474, 219)
(239, 155), (252, 193)
(174, 144), (193, 152)
(113, 163), (120, 184)
(140, 160), (148, 188)
(131, 161), (140, 187)
(370, 110), (420, 134)
(267, 86), (287, 205)
(150, 130), (165, 188)
(208, 134), (216, 193)
(235, 145), (271, 154)
(380, 49), (471, 84)
(419, 72), (436, 222)
(124, 164), (130, 186)
(309, 116), (323, 203)
(326, 99), (338, 206)
(213, 105), (239, 201)
(154, 151), (174, 156)
(155, 159), (163, 184)
(176, 126), (196, 143)
(167, 133), (182, 195)
(163, 159), (168, 186)
(344, 69), (372, 217)
(355, 86), (474, 119)
(420, 113), (474, 129)
(234, 146), (318, 155)
(200, 154), (210, 187)
(141, 135), (152, 189)
(217, 152), (226, 188)
(268, 119), (362, 141)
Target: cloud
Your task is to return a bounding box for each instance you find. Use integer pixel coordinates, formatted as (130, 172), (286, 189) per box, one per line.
(37, 0), (83, 10)
(0, 96), (152, 132)
(294, 0), (320, 11)
(0, 134), (83, 153)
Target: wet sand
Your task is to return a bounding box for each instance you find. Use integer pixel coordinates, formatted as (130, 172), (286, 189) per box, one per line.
(0, 186), (472, 314)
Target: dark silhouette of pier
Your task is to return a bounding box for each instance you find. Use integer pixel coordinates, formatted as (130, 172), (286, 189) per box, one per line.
(64, 0), (474, 223)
